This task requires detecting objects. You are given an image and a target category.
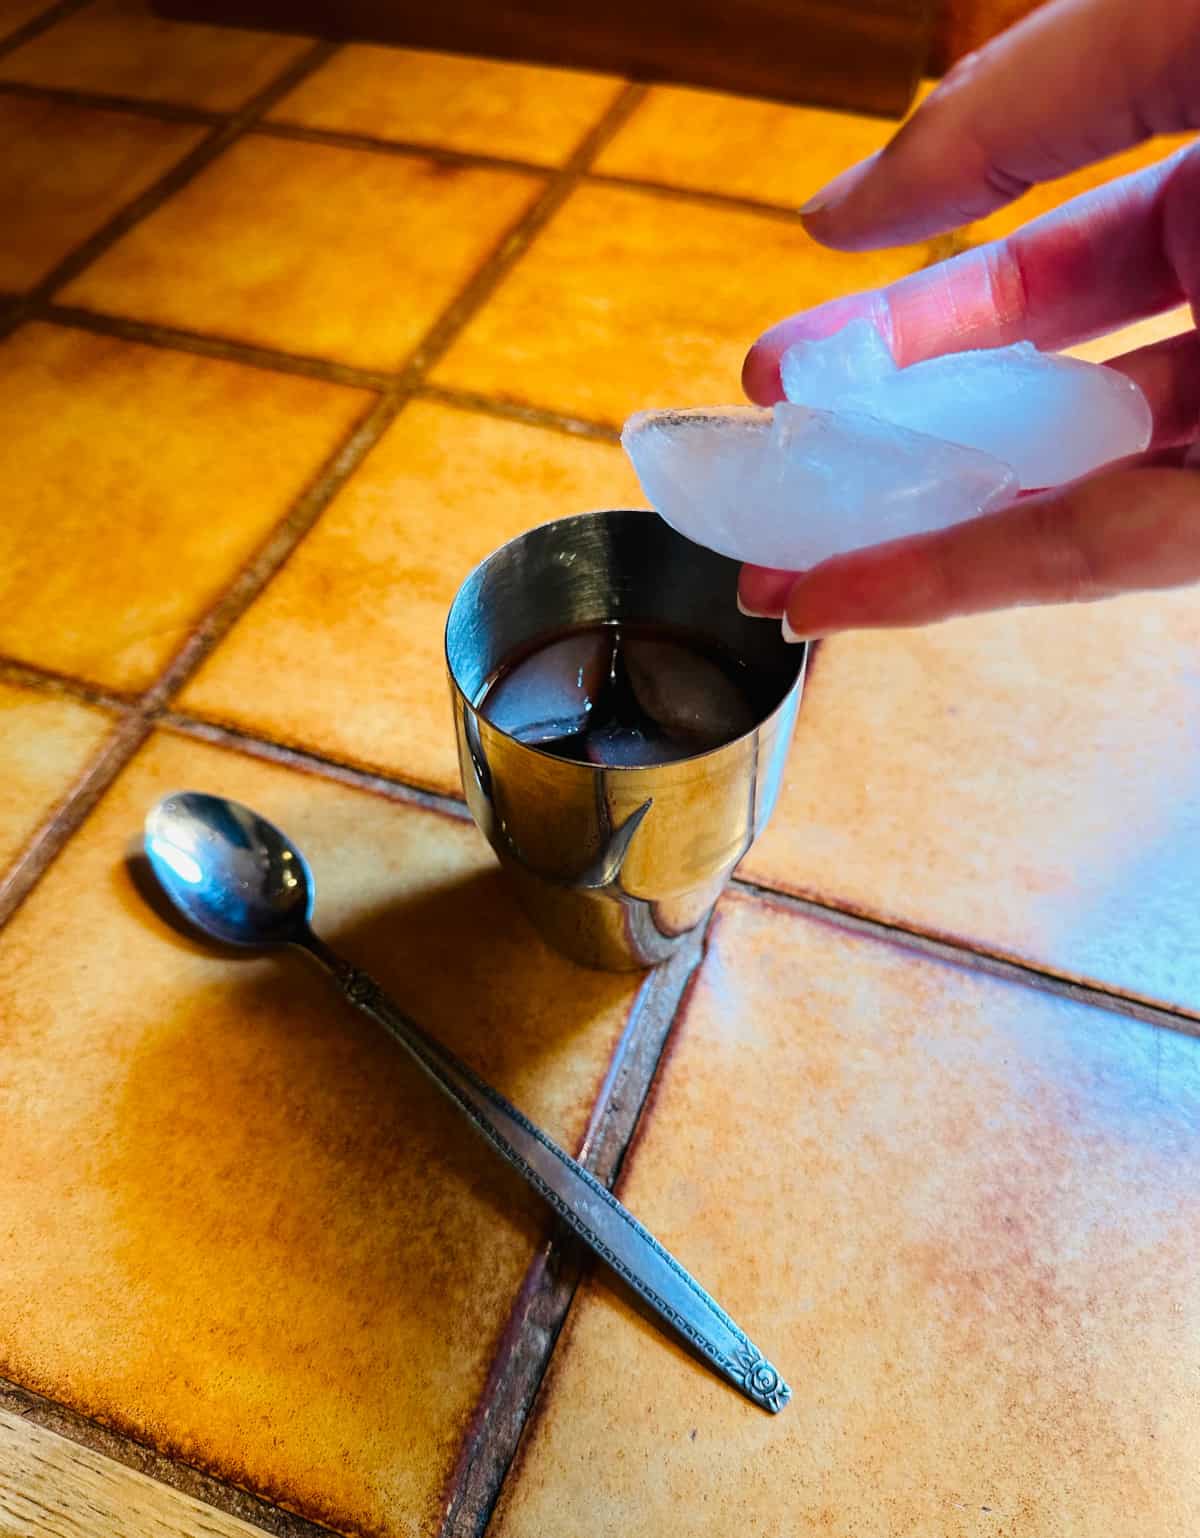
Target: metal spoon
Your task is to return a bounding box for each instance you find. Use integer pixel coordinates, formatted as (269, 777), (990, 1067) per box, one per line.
(143, 791), (789, 1413)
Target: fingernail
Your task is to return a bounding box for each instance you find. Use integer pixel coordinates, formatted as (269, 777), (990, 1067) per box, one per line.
(1184, 440), (1200, 468)
(737, 595), (773, 618)
(781, 615), (808, 644)
(798, 155), (878, 221)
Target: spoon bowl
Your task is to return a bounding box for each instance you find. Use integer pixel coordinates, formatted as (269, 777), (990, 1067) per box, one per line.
(145, 791), (313, 949)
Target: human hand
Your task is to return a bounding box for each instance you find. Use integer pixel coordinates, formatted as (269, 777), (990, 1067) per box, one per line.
(739, 0), (1200, 638)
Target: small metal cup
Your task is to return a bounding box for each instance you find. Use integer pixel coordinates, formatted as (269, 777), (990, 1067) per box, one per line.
(445, 509), (806, 970)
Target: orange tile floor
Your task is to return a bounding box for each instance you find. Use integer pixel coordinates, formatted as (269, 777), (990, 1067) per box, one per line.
(1, 4), (1198, 1536)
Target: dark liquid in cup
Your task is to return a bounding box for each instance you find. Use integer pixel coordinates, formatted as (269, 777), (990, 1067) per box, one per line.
(477, 620), (774, 767)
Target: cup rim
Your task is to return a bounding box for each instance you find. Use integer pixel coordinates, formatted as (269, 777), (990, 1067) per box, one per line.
(444, 508), (807, 776)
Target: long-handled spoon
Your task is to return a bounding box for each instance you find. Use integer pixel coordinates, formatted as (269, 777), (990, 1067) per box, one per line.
(143, 791), (789, 1413)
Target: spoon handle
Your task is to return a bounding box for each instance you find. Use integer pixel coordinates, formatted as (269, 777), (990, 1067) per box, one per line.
(305, 934), (789, 1414)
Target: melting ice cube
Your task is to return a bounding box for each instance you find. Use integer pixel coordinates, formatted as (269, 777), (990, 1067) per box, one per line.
(623, 405), (1018, 571)
(780, 317), (896, 405)
(780, 319), (1152, 489)
(622, 321), (1153, 570)
(622, 634), (756, 745)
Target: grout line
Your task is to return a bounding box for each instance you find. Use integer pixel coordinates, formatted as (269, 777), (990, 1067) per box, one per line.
(587, 167), (837, 222)
(0, 71), (908, 226)
(0, 1378), (339, 1538)
(440, 926), (707, 1538)
(437, 82), (716, 1538)
(0, 82), (645, 945)
(160, 712), (1200, 1044)
(40, 303), (394, 390)
(0, 654), (135, 711)
(39, 305), (622, 440)
(10, 647), (1193, 1052)
(417, 383), (620, 444)
(141, 84), (648, 711)
(0, 49), (354, 939)
(732, 876), (1200, 1040)
(159, 714), (472, 821)
(0, 711), (151, 931)
(0, 0), (89, 60)
(0, 76), (222, 123)
(255, 117), (549, 178)
(399, 82), (646, 381)
(141, 392), (399, 708)
(0, 38), (339, 341)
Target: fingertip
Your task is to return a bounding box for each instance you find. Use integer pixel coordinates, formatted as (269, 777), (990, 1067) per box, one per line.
(741, 340), (783, 406)
(743, 295), (890, 405)
(781, 613), (817, 644)
(738, 564), (796, 616)
(796, 154), (884, 246)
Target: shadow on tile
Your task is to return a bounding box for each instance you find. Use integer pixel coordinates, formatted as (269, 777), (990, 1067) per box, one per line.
(116, 855), (615, 1119)
(99, 863), (603, 1530)
(0, 0), (309, 111)
(1, 728), (640, 1538)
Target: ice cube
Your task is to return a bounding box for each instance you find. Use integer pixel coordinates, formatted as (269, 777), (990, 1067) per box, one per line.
(481, 629), (611, 744)
(623, 405), (1018, 571)
(583, 725), (679, 767)
(781, 327), (1151, 488)
(779, 317), (897, 407)
(622, 635), (755, 746)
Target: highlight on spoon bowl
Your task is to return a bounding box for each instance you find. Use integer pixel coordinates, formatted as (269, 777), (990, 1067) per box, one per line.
(144, 790), (313, 947)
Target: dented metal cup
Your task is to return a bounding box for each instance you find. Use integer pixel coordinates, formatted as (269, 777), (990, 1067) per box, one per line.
(445, 509), (806, 970)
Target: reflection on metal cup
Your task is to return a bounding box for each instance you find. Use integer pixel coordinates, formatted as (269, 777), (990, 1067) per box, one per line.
(445, 509), (806, 970)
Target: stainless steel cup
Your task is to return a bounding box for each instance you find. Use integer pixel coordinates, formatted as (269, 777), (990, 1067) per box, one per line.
(445, 509), (806, 970)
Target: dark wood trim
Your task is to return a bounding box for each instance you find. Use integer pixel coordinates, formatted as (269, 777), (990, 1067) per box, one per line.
(154, 0), (932, 118)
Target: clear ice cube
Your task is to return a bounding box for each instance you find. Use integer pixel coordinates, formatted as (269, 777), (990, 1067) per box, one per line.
(481, 629), (610, 744)
(780, 317), (895, 406)
(780, 321), (1151, 489)
(622, 405), (1018, 571)
(622, 635), (755, 745)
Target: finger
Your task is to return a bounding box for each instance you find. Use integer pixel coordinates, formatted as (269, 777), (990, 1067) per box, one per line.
(800, 0), (1200, 251)
(776, 466), (1200, 636)
(744, 146), (1200, 404)
(738, 327), (1200, 617)
(739, 565), (798, 617)
(1109, 329), (1200, 449)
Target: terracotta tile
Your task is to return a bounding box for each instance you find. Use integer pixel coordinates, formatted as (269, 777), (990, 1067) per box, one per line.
(0, 0), (58, 39)
(494, 890), (1200, 1537)
(1066, 303), (1192, 364)
(0, 322), (367, 690)
(0, 0), (308, 110)
(741, 589), (1200, 1013)
(433, 183), (936, 426)
(269, 44), (623, 167)
(593, 86), (906, 209)
(0, 680), (113, 875)
(0, 94), (204, 290)
(62, 135), (542, 370)
(180, 400), (646, 793)
(0, 729), (640, 1536)
(965, 134), (1194, 244)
